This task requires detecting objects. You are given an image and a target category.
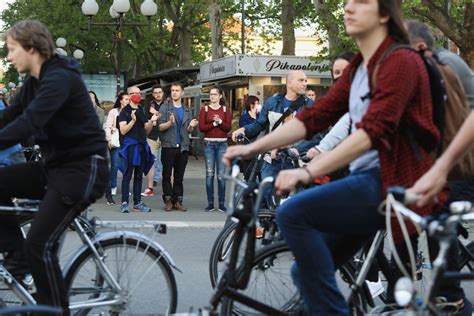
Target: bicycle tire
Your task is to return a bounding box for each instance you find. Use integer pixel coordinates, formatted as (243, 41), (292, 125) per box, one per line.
(219, 241), (366, 315)
(209, 211), (279, 288)
(64, 235), (177, 315)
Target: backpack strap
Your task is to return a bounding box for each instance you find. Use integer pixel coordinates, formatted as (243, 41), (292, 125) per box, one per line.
(271, 96), (305, 132)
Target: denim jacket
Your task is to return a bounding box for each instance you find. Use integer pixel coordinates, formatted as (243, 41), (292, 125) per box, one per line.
(244, 93), (323, 153)
(158, 101), (192, 152)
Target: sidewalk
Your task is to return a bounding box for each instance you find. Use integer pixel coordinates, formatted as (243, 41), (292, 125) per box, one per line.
(90, 156), (228, 228)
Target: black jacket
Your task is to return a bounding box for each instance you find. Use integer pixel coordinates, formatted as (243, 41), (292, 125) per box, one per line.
(0, 55), (106, 166)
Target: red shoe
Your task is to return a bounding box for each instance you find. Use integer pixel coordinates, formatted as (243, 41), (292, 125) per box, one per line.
(141, 188), (154, 197)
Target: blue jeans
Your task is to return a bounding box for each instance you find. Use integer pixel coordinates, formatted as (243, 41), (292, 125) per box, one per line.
(276, 168), (384, 315)
(110, 147), (120, 188)
(121, 145), (146, 205)
(154, 147), (162, 182)
(204, 141), (227, 206)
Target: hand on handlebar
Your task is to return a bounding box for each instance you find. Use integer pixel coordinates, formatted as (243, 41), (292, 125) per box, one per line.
(222, 144), (255, 166)
(274, 168), (312, 195)
(232, 128), (245, 142)
(407, 166), (447, 207)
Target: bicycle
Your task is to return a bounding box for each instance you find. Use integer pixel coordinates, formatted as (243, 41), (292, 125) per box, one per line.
(0, 200), (178, 315)
(345, 186), (474, 315)
(207, 159), (366, 315)
(208, 148), (305, 288)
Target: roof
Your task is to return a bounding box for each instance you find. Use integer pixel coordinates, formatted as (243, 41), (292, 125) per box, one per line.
(128, 66), (200, 92)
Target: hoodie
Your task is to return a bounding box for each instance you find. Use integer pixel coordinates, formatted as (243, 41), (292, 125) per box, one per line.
(0, 55), (106, 167)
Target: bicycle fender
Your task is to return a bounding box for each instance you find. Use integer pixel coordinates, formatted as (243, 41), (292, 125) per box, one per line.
(62, 230), (181, 275)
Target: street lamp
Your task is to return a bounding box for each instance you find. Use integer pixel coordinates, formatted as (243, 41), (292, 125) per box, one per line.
(55, 37), (85, 62)
(80, 0), (157, 94)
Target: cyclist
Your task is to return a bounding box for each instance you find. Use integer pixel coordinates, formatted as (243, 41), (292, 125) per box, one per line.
(0, 20), (108, 315)
(410, 111), (474, 206)
(224, 1), (444, 314)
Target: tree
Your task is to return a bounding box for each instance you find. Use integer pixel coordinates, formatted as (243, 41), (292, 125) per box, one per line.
(407, 1), (473, 67)
(280, 0), (296, 55)
(207, 0), (224, 60)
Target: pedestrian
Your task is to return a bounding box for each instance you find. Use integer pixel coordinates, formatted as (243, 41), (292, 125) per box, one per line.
(89, 90), (105, 126)
(158, 82), (199, 211)
(0, 19), (109, 315)
(103, 92), (129, 204)
(238, 95), (260, 128)
(142, 84), (164, 197)
(118, 86), (158, 213)
(199, 87), (232, 212)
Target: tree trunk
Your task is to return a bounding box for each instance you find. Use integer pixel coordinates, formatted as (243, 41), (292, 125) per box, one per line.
(313, 0), (346, 55)
(178, 24), (193, 67)
(207, 0), (224, 60)
(280, 0), (296, 55)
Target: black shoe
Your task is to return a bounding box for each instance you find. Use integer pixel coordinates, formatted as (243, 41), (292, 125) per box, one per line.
(3, 251), (31, 278)
(153, 180), (158, 187)
(106, 197), (115, 205)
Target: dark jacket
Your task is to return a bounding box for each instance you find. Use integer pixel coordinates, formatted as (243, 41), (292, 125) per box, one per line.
(158, 100), (193, 152)
(0, 55), (106, 166)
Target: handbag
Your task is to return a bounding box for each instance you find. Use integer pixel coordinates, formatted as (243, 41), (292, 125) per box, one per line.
(110, 129), (120, 148)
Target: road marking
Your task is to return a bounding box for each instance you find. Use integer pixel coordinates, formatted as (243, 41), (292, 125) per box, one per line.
(97, 220), (225, 228)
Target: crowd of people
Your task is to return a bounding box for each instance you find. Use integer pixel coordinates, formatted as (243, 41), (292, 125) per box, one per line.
(0, 0), (473, 313)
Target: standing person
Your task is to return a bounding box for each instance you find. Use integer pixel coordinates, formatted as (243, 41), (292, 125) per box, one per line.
(199, 87), (232, 212)
(103, 92), (129, 203)
(158, 82), (199, 211)
(223, 0), (449, 314)
(238, 95), (260, 128)
(142, 84), (164, 197)
(118, 86), (158, 213)
(89, 90), (105, 126)
(0, 20), (109, 314)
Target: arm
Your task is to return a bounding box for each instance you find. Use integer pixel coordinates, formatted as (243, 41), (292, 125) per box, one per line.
(103, 109), (116, 141)
(317, 112), (351, 152)
(198, 107), (214, 133)
(274, 129), (372, 194)
(219, 108), (232, 132)
(119, 118), (135, 135)
(0, 70), (77, 149)
(158, 104), (174, 132)
(409, 111), (474, 206)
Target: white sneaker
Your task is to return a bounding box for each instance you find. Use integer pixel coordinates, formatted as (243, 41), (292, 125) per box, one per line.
(111, 187), (117, 196)
(366, 278), (384, 298)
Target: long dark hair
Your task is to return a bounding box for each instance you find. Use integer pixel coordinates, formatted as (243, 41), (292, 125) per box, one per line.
(379, 0), (408, 44)
(114, 92), (128, 109)
(89, 91), (100, 107)
(210, 86), (228, 107)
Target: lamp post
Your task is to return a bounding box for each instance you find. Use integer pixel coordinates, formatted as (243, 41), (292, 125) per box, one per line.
(81, 0), (157, 94)
(55, 37), (85, 61)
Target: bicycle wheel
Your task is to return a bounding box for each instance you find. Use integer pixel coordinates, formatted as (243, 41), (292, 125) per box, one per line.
(64, 235), (177, 315)
(220, 241), (301, 315)
(209, 211), (279, 287)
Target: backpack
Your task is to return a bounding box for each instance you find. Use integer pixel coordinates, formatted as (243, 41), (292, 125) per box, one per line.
(371, 44), (474, 180)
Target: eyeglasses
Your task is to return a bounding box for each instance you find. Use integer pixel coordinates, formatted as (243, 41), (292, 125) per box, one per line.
(209, 93), (219, 96)
(129, 91), (141, 95)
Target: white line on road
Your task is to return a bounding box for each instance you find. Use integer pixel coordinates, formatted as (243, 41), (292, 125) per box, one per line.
(97, 220), (225, 228)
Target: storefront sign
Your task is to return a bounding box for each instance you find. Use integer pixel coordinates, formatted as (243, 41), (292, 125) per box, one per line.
(200, 55), (330, 81)
(200, 56), (236, 81)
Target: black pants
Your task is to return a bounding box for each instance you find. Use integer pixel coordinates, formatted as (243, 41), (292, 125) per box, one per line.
(161, 147), (188, 202)
(0, 157), (108, 315)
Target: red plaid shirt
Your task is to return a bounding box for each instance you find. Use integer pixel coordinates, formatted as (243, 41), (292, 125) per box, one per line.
(296, 36), (445, 242)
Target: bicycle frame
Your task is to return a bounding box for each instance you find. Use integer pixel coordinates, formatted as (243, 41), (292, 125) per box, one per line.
(0, 204), (177, 312)
(210, 165), (290, 315)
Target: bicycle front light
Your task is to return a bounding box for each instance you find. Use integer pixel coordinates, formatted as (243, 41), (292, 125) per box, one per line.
(394, 276), (414, 307)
